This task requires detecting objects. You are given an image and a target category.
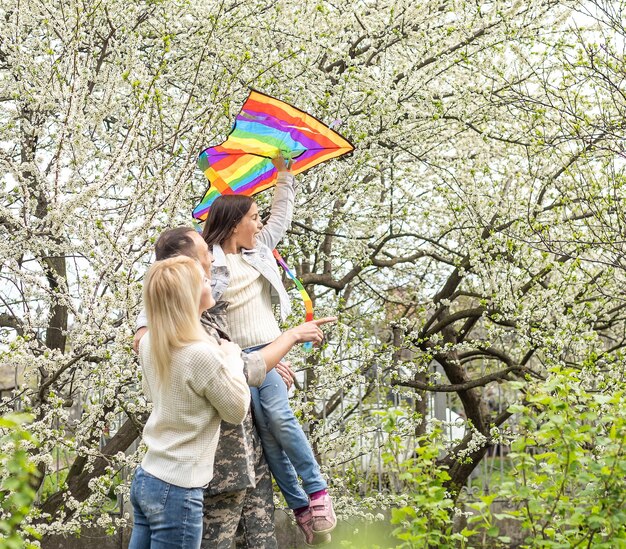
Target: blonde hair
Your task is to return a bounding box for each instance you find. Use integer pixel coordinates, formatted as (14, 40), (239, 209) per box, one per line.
(143, 256), (209, 384)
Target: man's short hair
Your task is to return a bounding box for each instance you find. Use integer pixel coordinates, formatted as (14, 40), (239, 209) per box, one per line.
(154, 227), (197, 261)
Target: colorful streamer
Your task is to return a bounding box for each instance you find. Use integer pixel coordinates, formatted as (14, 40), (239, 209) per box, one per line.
(273, 249), (314, 350)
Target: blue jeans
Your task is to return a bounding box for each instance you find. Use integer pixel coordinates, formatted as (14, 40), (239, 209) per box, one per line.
(129, 467), (204, 549)
(246, 347), (327, 509)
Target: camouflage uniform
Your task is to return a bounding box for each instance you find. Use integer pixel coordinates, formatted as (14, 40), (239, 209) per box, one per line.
(199, 305), (278, 549)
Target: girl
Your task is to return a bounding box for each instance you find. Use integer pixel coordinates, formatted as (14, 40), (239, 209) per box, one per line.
(202, 156), (336, 546)
(129, 256), (250, 549)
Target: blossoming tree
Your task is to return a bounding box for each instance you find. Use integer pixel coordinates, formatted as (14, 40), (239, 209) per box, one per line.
(1, 0), (625, 542)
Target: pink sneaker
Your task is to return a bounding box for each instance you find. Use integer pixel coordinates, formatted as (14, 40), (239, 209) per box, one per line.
(310, 493), (337, 534)
(295, 508), (332, 546)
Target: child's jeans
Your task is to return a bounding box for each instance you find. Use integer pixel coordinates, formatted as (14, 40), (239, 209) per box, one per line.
(245, 345), (327, 510)
(128, 466), (204, 549)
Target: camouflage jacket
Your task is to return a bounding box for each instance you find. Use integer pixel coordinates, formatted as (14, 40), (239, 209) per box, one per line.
(200, 302), (267, 494)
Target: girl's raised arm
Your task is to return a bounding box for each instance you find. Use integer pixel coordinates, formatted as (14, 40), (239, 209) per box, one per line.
(256, 156), (296, 249)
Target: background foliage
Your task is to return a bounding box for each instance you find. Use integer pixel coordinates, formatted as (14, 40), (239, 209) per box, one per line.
(2, 0), (626, 545)
(0, 413), (40, 548)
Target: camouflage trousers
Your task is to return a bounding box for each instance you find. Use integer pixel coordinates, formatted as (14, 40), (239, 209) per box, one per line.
(201, 457), (277, 549)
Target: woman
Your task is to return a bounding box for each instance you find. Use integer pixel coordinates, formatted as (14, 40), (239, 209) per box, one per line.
(202, 156), (337, 546)
(129, 256), (250, 549)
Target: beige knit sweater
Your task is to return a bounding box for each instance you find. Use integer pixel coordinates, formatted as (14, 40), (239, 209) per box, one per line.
(223, 253), (282, 349)
(138, 334), (250, 488)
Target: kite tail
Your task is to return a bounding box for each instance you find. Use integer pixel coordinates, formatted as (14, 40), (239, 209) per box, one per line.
(272, 249), (314, 351)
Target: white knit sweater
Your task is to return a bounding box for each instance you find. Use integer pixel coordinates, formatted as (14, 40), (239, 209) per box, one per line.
(138, 334), (250, 488)
(223, 253), (282, 349)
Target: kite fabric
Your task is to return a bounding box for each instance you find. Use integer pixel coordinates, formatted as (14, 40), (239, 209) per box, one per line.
(272, 249), (314, 350)
(192, 90), (354, 221)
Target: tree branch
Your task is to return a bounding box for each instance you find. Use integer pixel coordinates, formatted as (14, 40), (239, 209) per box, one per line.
(392, 365), (525, 392)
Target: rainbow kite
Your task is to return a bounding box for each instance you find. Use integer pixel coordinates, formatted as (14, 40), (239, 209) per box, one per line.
(192, 90), (354, 221)
(194, 90), (352, 346)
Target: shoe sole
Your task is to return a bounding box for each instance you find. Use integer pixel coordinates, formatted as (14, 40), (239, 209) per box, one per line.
(312, 513), (337, 535)
(312, 522), (337, 535)
(304, 532), (332, 547)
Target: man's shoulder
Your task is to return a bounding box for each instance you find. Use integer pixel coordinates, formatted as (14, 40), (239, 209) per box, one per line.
(201, 306), (231, 339)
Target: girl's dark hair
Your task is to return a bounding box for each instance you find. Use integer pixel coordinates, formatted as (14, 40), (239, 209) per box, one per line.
(154, 227), (197, 261)
(202, 195), (254, 248)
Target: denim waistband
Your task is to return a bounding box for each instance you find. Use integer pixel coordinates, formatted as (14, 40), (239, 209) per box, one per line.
(243, 343), (269, 354)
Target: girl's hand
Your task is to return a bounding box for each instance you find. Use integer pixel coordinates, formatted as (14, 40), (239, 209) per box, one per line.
(271, 154), (293, 173)
(287, 317), (337, 345)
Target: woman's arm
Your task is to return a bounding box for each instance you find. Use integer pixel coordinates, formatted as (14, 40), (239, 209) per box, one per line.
(241, 351), (267, 387)
(196, 342), (251, 425)
(256, 157), (296, 250)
